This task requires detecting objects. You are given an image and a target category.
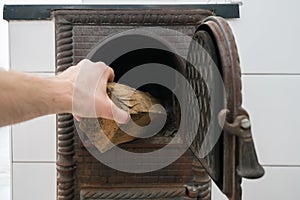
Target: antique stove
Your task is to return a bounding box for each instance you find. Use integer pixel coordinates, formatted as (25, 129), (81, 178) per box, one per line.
(54, 6), (264, 200)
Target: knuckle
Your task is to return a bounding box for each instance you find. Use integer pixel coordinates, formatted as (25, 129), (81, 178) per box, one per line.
(107, 66), (114, 74)
(78, 59), (91, 67)
(96, 61), (106, 67)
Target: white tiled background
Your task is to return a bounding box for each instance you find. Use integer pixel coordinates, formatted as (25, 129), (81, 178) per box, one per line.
(1, 0), (300, 199)
(0, 1), (10, 200)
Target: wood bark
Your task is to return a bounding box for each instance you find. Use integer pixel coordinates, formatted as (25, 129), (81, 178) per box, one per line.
(79, 82), (166, 153)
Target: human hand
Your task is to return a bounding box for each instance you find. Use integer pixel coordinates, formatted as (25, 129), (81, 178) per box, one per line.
(56, 59), (129, 124)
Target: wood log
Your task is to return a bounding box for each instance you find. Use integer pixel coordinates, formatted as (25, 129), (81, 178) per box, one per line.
(78, 82), (166, 153)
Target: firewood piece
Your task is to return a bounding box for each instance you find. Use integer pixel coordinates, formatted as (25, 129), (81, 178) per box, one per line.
(79, 82), (166, 153)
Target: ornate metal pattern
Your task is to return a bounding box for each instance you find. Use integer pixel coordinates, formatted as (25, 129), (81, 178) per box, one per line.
(54, 9), (213, 26)
(55, 23), (75, 200)
(201, 17), (242, 200)
(191, 157), (211, 200)
(80, 187), (186, 200)
(54, 9), (214, 200)
(54, 9), (264, 200)
(200, 16), (243, 200)
(57, 114), (75, 200)
(187, 17), (264, 200)
(56, 25), (73, 72)
(185, 29), (222, 183)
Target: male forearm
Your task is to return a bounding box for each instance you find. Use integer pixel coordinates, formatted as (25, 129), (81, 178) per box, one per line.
(0, 60), (129, 126)
(0, 70), (72, 126)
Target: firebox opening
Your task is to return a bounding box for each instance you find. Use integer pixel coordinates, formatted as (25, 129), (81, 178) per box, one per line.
(110, 48), (182, 137)
(87, 33), (185, 138)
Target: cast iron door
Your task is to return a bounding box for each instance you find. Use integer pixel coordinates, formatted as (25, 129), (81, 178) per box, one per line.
(185, 16), (264, 200)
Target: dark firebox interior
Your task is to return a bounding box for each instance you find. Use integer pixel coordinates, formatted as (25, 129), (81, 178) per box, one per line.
(87, 34), (185, 136)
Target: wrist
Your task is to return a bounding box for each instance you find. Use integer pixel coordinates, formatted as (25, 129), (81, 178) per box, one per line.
(49, 77), (73, 114)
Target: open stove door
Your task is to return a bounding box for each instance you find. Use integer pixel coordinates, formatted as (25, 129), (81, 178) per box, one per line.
(185, 16), (265, 200)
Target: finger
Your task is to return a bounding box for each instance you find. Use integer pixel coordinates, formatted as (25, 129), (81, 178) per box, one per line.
(103, 65), (115, 82)
(110, 99), (130, 124)
(97, 66), (115, 95)
(97, 97), (130, 124)
(77, 59), (92, 67)
(73, 115), (82, 122)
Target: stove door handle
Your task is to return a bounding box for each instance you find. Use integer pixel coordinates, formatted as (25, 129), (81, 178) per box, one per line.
(218, 109), (265, 179)
(236, 131), (265, 179)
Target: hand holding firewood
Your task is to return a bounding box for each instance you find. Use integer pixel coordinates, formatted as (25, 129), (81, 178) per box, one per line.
(78, 82), (166, 152)
(56, 59), (130, 124)
(0, 59), (130, 126)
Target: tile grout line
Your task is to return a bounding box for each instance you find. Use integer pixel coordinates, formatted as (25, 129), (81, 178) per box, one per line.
(242, 73), (300, 76)
(262, 165), (300, 168)
(12, 161), (56, 164)
(24, 71), (55, 74)
(10, 126), (13, 200)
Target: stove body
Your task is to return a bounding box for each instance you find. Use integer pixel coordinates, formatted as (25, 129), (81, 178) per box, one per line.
(54, 7), (263, 200)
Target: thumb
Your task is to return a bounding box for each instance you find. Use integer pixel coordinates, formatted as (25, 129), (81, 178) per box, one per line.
(73, 115), (82, 122)
(109, 100), (130, 124)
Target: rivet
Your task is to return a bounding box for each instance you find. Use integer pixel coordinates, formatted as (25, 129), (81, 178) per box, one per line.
(241, 118), (251, 129)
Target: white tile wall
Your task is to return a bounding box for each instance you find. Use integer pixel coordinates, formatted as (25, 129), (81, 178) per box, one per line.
(11, 73), (56, 163)
(12, 114), (56, 162)
(242, 75), (300, 165)
(212, 181), (227, 200)
(242, 166), (300, 200)
(0, 1), (9, 69)
(0, 126), (11, 200)
(12, 163), (56, 200)
(212, 166), (300, 200)
(5, 2), (79, 200)
(5, 1), (300, 200)
(0, 186), (10, 200)
(9, 21), (55, 72)
(228, 0), (300, 74)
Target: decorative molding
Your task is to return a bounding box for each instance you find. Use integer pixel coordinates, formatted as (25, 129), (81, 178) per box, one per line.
(3, 4), (240, 21)
(56, 114), (75, 200)
(56, 24), (73, 72)
(56, 22), (75, 200)
(53, 9), (213, 26)
(80, 187), (185, 200)
(191, 158), (211, 200)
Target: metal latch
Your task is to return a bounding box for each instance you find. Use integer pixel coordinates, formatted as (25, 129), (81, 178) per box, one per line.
(218, 109), (265, 179)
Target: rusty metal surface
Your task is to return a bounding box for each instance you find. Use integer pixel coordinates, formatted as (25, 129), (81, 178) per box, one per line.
(54, 9), (213, 200)
(56, 23), (76, 200)
(53, 9), (213, 26)
(54, 8), (263, 200)
(185, 28), (223, 185)
(189, 16), (264, 200)
(80, 187), (186, 199)
(3, 4), (240, 21)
